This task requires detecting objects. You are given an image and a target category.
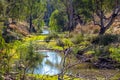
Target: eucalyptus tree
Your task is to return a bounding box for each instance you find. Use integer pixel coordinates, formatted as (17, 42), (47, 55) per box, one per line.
(49, 9), (67, 32)
(23, 0), (47, 33)
(0, 0), (46, 33)
(48, 0), (74, 32)
(92, 0), (120, 34)
(0, 34), (15, 79)
(57, 0), (74, 32)
(0, 0), (25, 23)
(66, 0), (74, 31)
(0, 0), (4, 19)
(54, 0), (78, 32)
(0, 0), (8, 22)
(73, 0), (120, 35)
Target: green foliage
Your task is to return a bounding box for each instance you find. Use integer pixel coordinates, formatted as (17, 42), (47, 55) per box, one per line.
(23, 35), (47, 42)
(44, 36), (53, 43)
(17, 42), (44, 75)
(56, 39), (64, 48)
(0, 34), (5, 50)
(56, 38), (73, 48)
(28, 74), (81, 80)
(0, 0), (46, 33)
(85, 50), (95, 55)
(92, 34), (119, 46)
(80, 41), (90, 46)
(49, 10), (67, 32)
(0, 0), (4, 15)
(95, 0), (115, 11)
(73, 0), (93, 21)
(109, 46), (120, 62)
(62, 38), (73, 47)
(33, 19), (45, 31)
(93, 46), (110, 57)
(71, 34), (84, 44)
(72, 46), (81, 54)
(73, 0), (116, 22)
(44, 32), (59, 43)
(0, 34), (7, 75)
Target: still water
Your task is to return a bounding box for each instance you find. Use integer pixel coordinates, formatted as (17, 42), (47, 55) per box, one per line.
(34, 50), (62, 75)
(33, 50), (120, 79)
(41, 29), (49, 34)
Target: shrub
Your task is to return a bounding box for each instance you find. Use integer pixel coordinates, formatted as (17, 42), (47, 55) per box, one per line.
(44, 32), (59, 43)
(56, 39), (64, 48)
(92, 34), (119, 46)
(62, 38), (73, 47)
(109, 46), (120, 62)
(93, 46), (110, 57)
(0, 34), (5, 50)
(56, 38), (73, 49)
(72, 46), (81, 54)
(80, 41), (90, 46)
(71, 34), (84, 44)
(44, 36), (52, 43)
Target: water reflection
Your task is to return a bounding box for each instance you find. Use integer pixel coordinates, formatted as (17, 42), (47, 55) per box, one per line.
(33, 50), (120, 79)
(42, 29), (49, 34)
(34, 50), (62, 75)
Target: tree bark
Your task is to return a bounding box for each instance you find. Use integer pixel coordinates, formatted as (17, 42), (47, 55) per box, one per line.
(66, 0), (74, 32)
(99, 27), (106, 35)
(29, 14), (36, 33)
(29, 14), (32, 33)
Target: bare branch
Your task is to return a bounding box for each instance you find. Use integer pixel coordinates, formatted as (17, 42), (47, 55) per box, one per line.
(106, 69), (120, 79)
(65, 60), (82, 69)
(73, 13), (84, 25)
(104, 6), (120, 30)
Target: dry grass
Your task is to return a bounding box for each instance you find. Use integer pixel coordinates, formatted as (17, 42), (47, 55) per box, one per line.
(73, 18), (120, 35)
(73, 23), (100, 34)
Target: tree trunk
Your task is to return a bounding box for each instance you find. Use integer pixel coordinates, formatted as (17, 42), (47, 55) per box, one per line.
(99, 27), (106, 35)
(29, 14), (36, 33)
(29, 14), (33, 33)
(66, 0), (74, 32)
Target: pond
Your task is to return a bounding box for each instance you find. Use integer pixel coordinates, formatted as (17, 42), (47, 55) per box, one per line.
(34, 50), (62, 75)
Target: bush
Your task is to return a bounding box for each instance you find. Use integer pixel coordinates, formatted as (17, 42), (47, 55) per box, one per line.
(71, 34), (84, 44)
(56, 38), (73, 48)
(93, 46), (110, 57)
(56, 39), (64, 48)
(92, 34), (119, 46)
(72, 46), (81, 54)
(44, 36), (52, 43)
(80, 41), (90, 46)
(109, 46), (120, 62)
(0, 34), (5, 50)
(44, 32), (59, 43)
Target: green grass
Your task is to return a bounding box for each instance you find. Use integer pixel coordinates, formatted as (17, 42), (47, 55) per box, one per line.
(23, 35), (47, 42)
(27, 74), (81, 80)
